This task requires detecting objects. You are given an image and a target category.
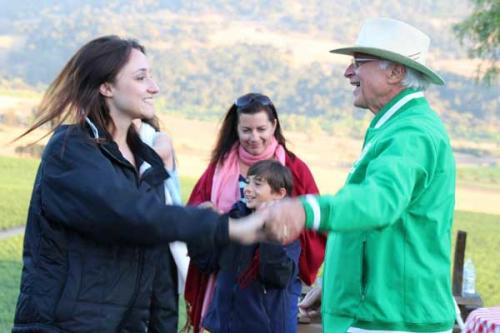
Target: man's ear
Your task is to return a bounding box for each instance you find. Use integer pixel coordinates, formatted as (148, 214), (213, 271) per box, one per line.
(388, 64), (406, 84)
(99, 82), (113, 98)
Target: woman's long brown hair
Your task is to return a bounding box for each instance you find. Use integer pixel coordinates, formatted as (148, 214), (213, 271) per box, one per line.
(15, 35), (145, 142)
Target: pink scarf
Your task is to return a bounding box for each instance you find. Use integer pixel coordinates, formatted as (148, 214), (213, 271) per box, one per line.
(198, 137), (285, 330)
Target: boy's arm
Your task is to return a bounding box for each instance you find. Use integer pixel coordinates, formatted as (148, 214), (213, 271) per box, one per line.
(188, 201), (244, 273)
(258, 241), (297, 289)
(187, 241), (221, 273)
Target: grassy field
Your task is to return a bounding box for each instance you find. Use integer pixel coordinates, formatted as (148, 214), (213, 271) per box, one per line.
(456, 166), (500, 190)
(0, 235), (23, 332)
(0, 155), (499, 330)
(452, 211), (500, 306)
(0, 157), (39, 230)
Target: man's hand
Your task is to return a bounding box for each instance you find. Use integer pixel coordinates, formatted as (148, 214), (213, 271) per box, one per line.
(262, 198), (306, 244)
(228, 211), (267, 244)
(299, 284), (322, 318)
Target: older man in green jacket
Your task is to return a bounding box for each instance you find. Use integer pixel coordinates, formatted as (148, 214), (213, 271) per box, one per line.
(260, 18), (456, 333)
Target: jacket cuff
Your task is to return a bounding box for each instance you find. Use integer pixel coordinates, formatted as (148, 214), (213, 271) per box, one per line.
(300, 195), (321, 231)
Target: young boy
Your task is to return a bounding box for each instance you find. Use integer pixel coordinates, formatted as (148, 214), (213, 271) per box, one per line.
(189, 160), (301, 333)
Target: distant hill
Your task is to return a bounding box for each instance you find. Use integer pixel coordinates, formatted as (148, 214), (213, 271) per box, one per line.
(0, 0), (498, 141)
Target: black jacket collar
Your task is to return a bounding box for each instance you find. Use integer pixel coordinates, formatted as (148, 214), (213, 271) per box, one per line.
(84, 118), (168, 187)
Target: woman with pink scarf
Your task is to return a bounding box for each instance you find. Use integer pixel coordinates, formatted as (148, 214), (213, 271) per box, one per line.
(184, 93), (326, 332)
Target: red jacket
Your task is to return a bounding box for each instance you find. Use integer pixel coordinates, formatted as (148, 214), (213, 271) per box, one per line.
(184, 153), (326, 331)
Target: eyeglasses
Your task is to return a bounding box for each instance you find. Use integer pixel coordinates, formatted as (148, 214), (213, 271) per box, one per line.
(234, 93), (273, 109)
(351, 57), (379, 69)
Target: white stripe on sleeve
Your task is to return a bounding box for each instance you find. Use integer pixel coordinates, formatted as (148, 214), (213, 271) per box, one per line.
(305, 195), (321, 230)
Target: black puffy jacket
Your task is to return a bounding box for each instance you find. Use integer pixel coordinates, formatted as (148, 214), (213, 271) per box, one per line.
(13, 123), (228, 333)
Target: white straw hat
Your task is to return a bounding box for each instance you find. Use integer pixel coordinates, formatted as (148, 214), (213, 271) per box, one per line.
(330, 18), (444, 85)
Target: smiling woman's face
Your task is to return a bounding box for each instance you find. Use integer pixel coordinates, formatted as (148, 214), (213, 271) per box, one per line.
(103, 48), (160, 122)
(237, 110), (277, 156)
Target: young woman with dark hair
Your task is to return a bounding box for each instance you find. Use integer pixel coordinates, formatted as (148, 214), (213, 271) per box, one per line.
(12, 36), (263, 333)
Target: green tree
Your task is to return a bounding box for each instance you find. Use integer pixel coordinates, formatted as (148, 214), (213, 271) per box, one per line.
(453, 0), (499, 85)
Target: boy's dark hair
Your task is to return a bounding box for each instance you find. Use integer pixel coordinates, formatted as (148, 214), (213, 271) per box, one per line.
(247, 160), (293, 196)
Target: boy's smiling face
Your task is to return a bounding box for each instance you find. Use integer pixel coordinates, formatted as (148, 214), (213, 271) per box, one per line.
(244, 175), (286, 210)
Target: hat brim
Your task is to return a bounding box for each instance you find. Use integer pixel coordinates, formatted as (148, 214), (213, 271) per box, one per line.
(330, 46), (445, 85)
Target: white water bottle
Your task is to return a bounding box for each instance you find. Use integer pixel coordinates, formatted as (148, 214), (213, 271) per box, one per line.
(462, 258), (476, 296)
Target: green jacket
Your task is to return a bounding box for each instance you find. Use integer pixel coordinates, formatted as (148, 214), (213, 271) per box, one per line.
(301, 89), (456, 333)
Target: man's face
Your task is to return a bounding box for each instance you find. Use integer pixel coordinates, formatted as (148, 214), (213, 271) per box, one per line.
(343, 53), (393, 114)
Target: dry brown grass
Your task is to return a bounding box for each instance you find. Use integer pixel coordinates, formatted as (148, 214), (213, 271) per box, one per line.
(158, 114), (500, 215)
(1, 99), (499, 214)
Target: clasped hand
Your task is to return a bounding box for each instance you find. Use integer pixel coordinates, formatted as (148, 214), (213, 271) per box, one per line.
(228, 198), (306, 245)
